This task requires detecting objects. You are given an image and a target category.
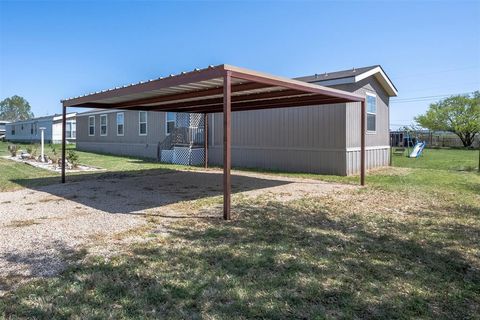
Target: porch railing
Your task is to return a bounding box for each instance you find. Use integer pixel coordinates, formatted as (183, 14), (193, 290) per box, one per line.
(157, 126), (205, 160)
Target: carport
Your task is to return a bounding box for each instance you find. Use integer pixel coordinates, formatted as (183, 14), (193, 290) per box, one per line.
(61, 64), (366, 220)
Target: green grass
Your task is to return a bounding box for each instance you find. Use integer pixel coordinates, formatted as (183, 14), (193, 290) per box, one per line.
(0, 158), (56, 192)
(1, 142), (479, 318)
(393, 148), (478, 171)
(0, 141), (195, 191)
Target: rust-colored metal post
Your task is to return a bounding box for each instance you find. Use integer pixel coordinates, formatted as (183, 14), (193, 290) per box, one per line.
(61, 104), (66, 183)
(389, 135), (393, 166)
(223, 72), (232, 220)
(204, 113), (208, 169)
(360, 100), (366, 186)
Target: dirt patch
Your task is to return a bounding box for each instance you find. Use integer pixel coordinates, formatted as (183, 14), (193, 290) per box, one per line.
(0, 168), (353, 294)
(367, 166), (413, 176)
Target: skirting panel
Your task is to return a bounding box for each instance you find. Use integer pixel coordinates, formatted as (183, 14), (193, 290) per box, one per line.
(346, 147), (390, 175)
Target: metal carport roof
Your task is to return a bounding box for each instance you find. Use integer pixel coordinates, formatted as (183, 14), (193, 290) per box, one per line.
(60, 64), (368, 220)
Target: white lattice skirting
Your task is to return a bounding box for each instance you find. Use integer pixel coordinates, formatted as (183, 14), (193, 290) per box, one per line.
(161, 147), (204, 165)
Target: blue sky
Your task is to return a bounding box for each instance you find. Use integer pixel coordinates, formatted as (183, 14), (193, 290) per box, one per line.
(1, 0), (479, 129)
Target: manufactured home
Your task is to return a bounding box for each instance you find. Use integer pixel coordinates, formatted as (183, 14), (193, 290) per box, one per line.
(75, 65), (397, 175)
(5, 113), (77, 143)
(0, 120), (10, 140)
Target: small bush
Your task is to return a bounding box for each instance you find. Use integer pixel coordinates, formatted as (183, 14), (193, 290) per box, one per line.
(67, 150), (80, 168)
(25, 144), (38, 159)
(7, 145), (18, 157)
(50, 147), (59, 168)
(31, 144), (39, 158)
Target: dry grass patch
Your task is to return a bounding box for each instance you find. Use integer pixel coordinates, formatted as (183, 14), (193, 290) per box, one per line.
(37, 196), (64, 203)
(5, 219), (39, 228)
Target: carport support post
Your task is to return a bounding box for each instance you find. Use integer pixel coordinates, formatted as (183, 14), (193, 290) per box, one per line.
(61, 104), (66, 183)
(360, 99), (366, 186)
(223, 72), (232, 220)
(204, 113), (208, 169)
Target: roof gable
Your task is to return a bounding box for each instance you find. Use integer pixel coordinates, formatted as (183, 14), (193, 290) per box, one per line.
(297, 65), (398, 97)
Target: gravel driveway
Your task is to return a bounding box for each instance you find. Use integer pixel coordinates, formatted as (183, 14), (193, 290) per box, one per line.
(0, 168), (352, 293)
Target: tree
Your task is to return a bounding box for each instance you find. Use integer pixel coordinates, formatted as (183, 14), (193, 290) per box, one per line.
(415, 91), (480, 148)
(0, 95), (35, 121)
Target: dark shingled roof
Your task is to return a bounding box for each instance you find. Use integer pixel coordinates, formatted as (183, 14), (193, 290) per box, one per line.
(296, 65), (380, 83)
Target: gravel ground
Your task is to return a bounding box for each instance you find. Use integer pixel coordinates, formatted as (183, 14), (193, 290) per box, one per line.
(0, 168), (352, 293)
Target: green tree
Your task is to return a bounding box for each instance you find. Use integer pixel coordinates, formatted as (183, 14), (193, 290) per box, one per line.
(0, 95), (35, 121)
(415, 91), (480, 147)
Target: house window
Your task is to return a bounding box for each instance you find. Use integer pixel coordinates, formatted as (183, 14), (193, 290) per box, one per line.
(166, 112), (175, 135)
(100, 114), (107, 136)
(88, 116), (95, 136)
(139, 111), (147, 135)
(117, 112), (124, 136)
(66, 121), (76, 139)
(31, 124), (34, 135)
(11, 125), (15, 135)
(366, 93), (377, 132)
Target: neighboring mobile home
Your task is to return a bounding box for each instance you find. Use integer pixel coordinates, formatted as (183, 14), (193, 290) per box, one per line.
(6, 113), (77, 143)
(76, 66), (397, 175)
(0, 120), (10, 140)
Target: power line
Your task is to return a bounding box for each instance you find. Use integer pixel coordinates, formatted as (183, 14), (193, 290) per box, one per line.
(391, 91), (476, 104)
(392, 65), (480, 79)
(397, 81), (480, 94)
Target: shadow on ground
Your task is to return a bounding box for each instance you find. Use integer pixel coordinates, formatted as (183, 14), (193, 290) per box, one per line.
(2, 196), (478, 319)
(0, 240), (86, 293)
(11, 168), (293, 215)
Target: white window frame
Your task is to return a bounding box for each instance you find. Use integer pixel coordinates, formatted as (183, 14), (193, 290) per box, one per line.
(66, 122), (72, 139)
(366, 92), (377, 134)
(165, 112), (176, 135)
(116, 112), (125, 136)
(100, 114), (108, 136)
(139, 111), (147, 136)
(88, 116), (95, 136)
(66, 120), (76, 139)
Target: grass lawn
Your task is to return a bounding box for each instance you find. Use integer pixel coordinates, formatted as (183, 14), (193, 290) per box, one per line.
(0, 141), (193, 192)
(0, 142), (479, 318)
(394, 147), (479, 171)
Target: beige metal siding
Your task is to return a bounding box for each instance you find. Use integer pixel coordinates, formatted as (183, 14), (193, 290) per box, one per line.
(336, 77), (391, 174)
(76, 110), (169, 157)
(77, 141), (158, 158)
(210, 105), (347, 149)
(335, 77), (390, 148)
(208, 104), (348, 175)
(207, 77), (390, 175)
(208, 146), (347, 175)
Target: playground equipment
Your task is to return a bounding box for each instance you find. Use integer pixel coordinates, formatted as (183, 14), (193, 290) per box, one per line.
(409, 141), (426, 158)
(390, 128), (426, 158)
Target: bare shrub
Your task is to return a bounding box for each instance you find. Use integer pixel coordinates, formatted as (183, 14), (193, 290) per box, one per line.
(7, 145), (18, 157)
